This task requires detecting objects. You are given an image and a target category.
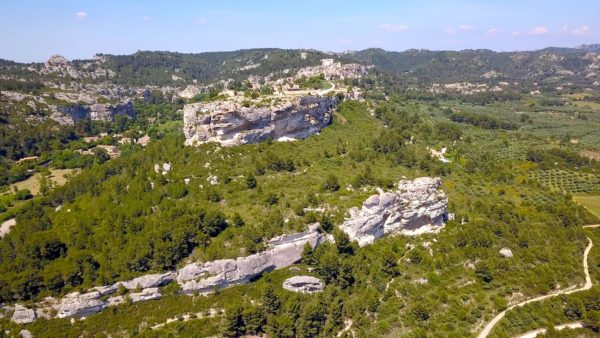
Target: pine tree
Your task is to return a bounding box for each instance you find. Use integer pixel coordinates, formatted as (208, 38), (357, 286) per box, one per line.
(262, 285), (280, 315)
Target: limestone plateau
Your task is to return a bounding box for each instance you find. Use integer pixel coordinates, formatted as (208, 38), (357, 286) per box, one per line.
(183, 96), (336, 146)
(4, 177), (448, 324)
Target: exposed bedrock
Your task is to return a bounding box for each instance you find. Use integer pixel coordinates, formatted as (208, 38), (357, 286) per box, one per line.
(183, 96), (336, 146)
(51, 101), (136, 125)
(340, 177), (449, 247)
(10, 178), (448, 323)
(176, 224), (324, 293)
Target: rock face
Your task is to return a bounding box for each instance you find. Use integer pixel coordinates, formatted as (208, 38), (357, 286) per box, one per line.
(282, 276), (325, 294)
(177, 224), (324, 293)
(11, 304), (36, 324)
(340, 177), (449, 247)
(183, 96), (335, 146)
(51, 101), (136, 125)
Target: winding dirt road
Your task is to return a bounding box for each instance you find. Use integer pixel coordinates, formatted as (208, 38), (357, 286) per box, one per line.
(477, 224), (599, 338)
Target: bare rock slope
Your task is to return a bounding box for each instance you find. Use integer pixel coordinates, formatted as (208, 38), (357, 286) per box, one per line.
(183, 96), (335, 146)
(340, 177), (449, 246)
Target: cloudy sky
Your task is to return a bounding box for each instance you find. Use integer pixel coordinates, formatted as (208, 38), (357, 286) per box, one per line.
(2, 0), (599, 62)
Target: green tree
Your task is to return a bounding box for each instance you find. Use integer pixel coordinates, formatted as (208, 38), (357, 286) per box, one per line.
(262, 285), (281, 316)
(322, 173), (340, 192)
(222, 305), (245, 337)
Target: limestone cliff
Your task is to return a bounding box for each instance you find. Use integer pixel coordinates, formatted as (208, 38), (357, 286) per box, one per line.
(51, 101), (136, 125)
(340, 177), (449, 246)
(183, 96), (335, 146)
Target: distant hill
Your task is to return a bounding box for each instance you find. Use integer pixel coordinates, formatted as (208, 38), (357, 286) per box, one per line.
(341, 47), (599, 87)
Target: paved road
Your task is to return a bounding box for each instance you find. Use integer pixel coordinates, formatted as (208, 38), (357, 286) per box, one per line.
(477, 224), (599, 338)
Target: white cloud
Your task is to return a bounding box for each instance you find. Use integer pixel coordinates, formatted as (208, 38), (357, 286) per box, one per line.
(510, 30), (521, 37)
(443, 27), (456, 35)
(486, 28), (500, 36)
(337, 39), (352, 45)
(142, 16), (151, 21)
(459, 24), (474, 31)
(572, 25), (590, 35)
(529, 26), (549, 35)
(75, 11), (87, 20)
(379, 23), (409, 32)
(194, 18), (208, 25)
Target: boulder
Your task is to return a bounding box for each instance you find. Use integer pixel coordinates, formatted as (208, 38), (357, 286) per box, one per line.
(500, 248), (513, 258)
(19, 330), (33, 338)
(0, 218), (16, 238)
(282, 276), (325, 293)
(11, 304), (36, 324)
(183, 96), (335, 147)
(177, 224), (324, 293)
(340, 177), (448, 246)
(54, 292), (106, 318)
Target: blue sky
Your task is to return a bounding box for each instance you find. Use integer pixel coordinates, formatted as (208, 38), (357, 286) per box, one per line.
(2, 0), (599, 62)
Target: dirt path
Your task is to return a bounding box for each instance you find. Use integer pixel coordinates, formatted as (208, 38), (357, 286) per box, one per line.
(477, 224), (599, 338)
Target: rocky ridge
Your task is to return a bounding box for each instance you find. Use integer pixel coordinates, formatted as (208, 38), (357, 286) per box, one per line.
(183, 96), (336, 146)
(7, 178), (448, 323)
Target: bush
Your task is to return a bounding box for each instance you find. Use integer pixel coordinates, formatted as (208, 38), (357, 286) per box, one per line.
(15, 189), (33, 200)
(322, 174), (340, 192)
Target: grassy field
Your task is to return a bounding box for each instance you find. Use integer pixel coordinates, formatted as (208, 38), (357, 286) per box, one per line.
(8, 168), (79, 195)
(573, 194), (600, 219)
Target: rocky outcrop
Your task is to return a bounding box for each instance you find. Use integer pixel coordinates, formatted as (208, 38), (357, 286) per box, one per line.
(340, 177), (449, 247)
(8, 177), (448, 323)
(51, 101), (136, 125)
(177, 224), (324, 293)
(0, 218), (16, 238)
(296, 59), (371, 80)
(183, 96), (335, 146)
(282, 276), (325, 293)
(9, 226), (324, 323)
(11, 304), (36, 324)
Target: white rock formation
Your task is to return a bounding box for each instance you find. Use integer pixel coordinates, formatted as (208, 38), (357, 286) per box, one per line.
(51, 101), (136, 125)
(11, 304), (36, 324)
(0, 218), (16, 238)
(500, 248), (513, 258)
(19, 329), (33, 338)
(295, 60), (370, 80)
(282, 276), (325, 293)
(177, 224), (324, 293)
(154, 163), (172, 175)
(340, 177), (448, 247)
(183, 96), (335, 147)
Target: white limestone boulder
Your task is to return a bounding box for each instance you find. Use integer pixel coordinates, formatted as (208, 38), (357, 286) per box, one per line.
(282, 276), (325, 293)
